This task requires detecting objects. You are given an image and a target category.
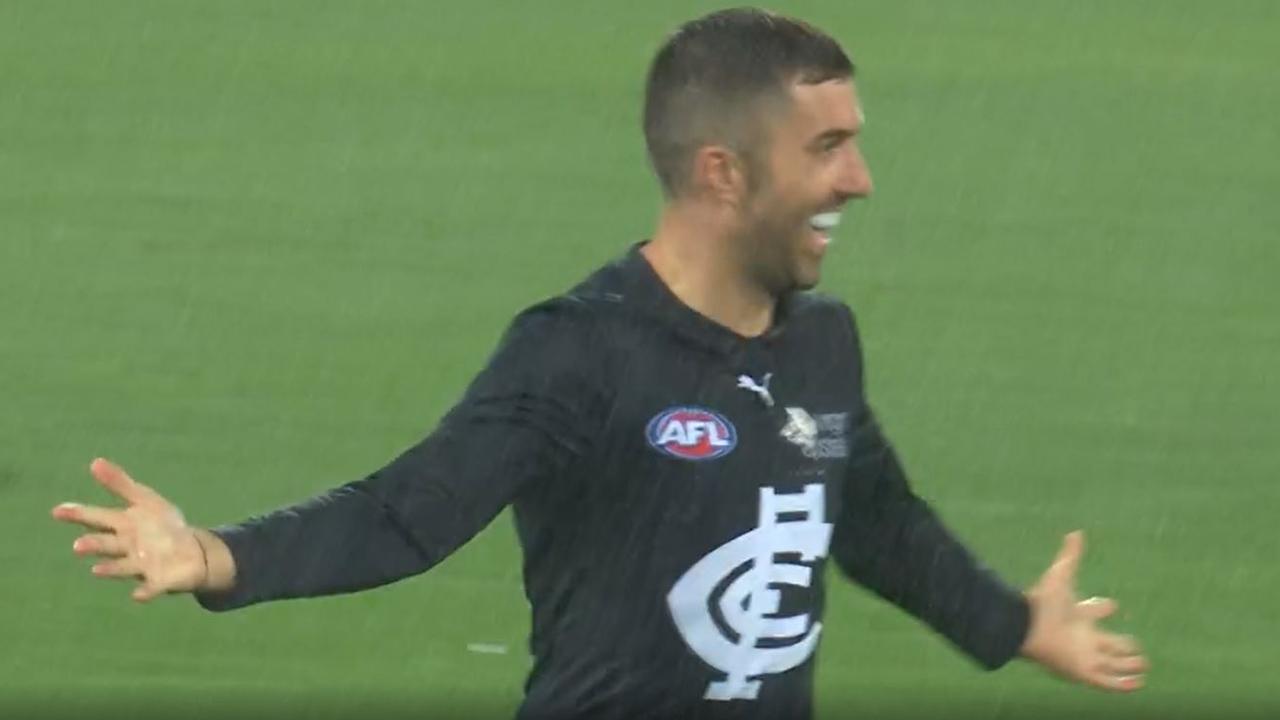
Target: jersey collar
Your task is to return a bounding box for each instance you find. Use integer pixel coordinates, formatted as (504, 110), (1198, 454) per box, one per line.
(616, 242), (795, 359)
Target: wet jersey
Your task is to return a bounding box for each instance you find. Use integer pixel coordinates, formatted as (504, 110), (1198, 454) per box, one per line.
(196, 243), (1030, 719)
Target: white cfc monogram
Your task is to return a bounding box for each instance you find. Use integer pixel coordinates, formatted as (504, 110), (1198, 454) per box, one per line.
(666, 484), (832, 701)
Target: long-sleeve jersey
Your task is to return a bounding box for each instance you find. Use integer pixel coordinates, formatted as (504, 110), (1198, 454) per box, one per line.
(195, 243), (1030, 719)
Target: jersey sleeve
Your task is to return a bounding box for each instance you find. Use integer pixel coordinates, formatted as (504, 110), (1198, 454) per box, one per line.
(195, 298), (606, 612)
(828, 304), (1030, 670)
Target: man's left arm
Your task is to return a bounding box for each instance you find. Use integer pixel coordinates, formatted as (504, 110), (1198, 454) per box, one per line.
(829, 406), (1030, 670)
(829, 305), (1149, 690)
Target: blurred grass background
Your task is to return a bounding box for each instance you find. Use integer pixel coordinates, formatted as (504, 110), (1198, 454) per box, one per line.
(2, 1), (1277, 717)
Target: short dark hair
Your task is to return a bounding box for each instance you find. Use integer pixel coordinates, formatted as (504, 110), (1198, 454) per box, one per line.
(642, 7), (855, 198)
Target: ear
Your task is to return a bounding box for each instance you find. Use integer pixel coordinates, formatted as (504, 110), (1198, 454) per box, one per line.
(690, 145), (749, 206)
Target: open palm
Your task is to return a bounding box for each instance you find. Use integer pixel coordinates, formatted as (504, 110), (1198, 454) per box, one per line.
(52, 458), (207, 602)
(1021, 531), (1149, 691)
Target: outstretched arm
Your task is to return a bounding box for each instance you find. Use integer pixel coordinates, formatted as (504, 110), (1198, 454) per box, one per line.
(52, 300), (606, 609)
(52, 458), (237, 602)
(830, 303), (1147, 688)
(829, 416), (1148, 689)
(829, 407), (1032, 670)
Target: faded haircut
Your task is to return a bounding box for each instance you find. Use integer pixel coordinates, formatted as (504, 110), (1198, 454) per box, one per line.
(643, 7), (855, 198)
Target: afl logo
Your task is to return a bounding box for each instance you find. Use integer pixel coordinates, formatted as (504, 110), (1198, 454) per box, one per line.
(646, 406), (738, 461)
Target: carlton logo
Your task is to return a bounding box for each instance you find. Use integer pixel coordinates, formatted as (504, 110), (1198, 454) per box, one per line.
(646, 406), (738, 461)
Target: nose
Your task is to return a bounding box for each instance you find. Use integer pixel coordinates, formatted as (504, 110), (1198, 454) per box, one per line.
(835, 143), (873, 201)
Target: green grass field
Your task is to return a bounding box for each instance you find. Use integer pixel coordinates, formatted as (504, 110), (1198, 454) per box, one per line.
(3, 1), (1277, 718)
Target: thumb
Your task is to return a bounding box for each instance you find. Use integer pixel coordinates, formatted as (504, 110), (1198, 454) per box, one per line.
(1048, 530), (1085, 587)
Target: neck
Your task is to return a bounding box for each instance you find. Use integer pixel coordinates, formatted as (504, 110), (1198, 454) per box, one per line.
(642, 201), (777, 338)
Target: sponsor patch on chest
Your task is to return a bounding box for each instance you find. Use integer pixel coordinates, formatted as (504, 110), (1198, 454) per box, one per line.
(781, 408), (850, 459)
(646, 406), (738, 461)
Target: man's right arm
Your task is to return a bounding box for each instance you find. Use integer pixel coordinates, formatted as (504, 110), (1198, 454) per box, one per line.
(53, 299), (605, 609)
(193, 299), (606, 611)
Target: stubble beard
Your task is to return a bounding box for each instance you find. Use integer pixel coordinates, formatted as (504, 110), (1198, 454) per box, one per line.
(740, 196), (815, 298)
(733, 222), (799, 300)
(734, 161), (818, 298)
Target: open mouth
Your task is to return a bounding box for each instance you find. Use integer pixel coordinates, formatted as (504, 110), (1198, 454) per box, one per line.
(807, 211), (842, 247)
(808, 211), (841, 232)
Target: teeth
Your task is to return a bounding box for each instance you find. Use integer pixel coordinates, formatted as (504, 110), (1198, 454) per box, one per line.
(809, 211), (841, 231)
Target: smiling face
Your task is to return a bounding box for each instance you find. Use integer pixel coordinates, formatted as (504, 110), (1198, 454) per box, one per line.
(734, 79), (872, 293)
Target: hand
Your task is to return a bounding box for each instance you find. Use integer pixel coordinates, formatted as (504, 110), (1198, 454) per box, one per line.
(52, 458), (209, 602)
(1020, 531), (1149, 692)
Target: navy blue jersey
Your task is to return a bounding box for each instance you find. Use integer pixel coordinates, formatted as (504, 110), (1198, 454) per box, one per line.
(196, 244), (1029, 719)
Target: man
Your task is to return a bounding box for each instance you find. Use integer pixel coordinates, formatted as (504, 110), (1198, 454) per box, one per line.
(52, 8), (1148, 719)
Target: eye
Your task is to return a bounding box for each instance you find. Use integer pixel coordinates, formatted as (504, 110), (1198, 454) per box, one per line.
(810, 134), (850, 157)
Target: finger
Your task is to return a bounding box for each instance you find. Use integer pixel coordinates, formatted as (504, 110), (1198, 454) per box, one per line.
(73, 533), (128, 558)
(1118, 675), (1145, 691)
(90, 458), (161, 505)
(132, 581), (166, 603)
(1105, 676), (1143, 693)
(51, 503), (124, 532)
(1100, 632), (1143, 657)
(1078, 596), (1117, 621)
(1100, 654), (1150, 677)
(1088, 672), (1145, 693)
(91, 557), (142, 580)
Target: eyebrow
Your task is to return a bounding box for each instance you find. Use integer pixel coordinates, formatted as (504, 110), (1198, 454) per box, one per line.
(807, 127), (859, 150)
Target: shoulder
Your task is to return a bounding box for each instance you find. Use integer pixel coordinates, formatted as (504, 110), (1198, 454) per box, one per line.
(503, 289), (617, 350)
(786, 290), (852, 320)
(503, 255), (640, 344)
(783, 290), (863, 348)
(496, 296), (599, 370)
(463, 296), (610, 410)
(490, 286), (625, 390)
